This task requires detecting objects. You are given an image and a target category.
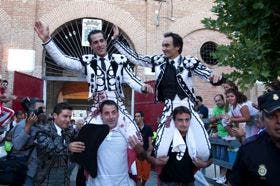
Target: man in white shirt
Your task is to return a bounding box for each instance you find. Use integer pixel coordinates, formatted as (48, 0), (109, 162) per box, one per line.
(87, 100), (144, 186)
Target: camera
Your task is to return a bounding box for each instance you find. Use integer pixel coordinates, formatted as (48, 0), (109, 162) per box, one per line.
(21, 97), (44, 116)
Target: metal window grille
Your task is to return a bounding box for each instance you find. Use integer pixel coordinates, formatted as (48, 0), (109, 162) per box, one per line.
(43, 18), (133, 79)
(200, 41), (218, 65)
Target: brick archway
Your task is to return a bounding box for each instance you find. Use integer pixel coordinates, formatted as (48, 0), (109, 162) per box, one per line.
(35, 2), (145, 110)
(183, 28), (230, 59)
(36, 1), (146, 53)
(168, 11), (230, 63)
(169, 11), (214, 37)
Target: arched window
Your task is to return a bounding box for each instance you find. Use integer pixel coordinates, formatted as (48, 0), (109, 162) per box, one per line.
(43, 18), (134, 110)
(43, 18), (133, 79)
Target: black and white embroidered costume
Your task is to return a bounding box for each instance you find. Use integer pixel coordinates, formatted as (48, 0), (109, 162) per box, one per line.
(43, 39), (146, 139)
(114, 39), (212, 161)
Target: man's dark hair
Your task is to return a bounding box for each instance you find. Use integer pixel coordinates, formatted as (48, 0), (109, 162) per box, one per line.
(135, 111), (144, 117)
(53, 102), (73, 115)
(2, 80), (8, 84)
(172, 106), (191, 120)
(99, 100), (118, 113)
(196, 96), (203, 102)
(214, 94), (224, 101)
(164, 32), (183, 54)
(87, 30), (106, 44)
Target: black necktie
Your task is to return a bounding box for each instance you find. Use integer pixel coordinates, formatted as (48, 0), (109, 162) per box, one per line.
(100, 57), (106, 71)
(62, 129), (66, 142)
(168, 60), (175, 69)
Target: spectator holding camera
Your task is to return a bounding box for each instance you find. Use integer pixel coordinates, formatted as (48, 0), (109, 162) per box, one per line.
(10, 97), (45, 186)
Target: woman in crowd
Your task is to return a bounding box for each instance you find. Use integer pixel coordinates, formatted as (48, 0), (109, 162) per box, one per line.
(223, 88), (259, 141)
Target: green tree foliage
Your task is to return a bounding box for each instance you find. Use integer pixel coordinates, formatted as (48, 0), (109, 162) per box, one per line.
(202, 0), (280, 90)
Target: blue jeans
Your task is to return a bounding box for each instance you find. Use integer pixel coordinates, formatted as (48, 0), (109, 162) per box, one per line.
(23, 175), (34, 186)
(216, 145), (228, 161)
(194, 171), (209, 186)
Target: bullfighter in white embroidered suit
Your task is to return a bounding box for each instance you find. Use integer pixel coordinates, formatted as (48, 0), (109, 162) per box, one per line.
(34, 21), (153, 140)
(113, 27), (223, 161)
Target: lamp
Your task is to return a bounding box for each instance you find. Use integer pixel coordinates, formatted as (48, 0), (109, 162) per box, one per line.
(154, 0), (175, 26)
(8, 49), (35, 72)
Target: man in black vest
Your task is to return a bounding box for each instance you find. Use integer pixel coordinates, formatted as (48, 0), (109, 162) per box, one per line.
(113, 26), (222, 161)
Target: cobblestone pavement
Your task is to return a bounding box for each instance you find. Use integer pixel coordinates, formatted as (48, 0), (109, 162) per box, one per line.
(70, 164), (218, 186)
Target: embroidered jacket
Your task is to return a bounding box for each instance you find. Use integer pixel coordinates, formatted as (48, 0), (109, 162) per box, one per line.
(114, 39), (212, 103)
(33, 123), (76, 185)
(43, 39), (144, 99)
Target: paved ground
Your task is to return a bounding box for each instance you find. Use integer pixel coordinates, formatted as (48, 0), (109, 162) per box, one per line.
(70, 164), (219, 186)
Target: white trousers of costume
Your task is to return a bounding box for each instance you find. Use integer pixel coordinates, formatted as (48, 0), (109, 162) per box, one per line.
(154, 95), (210, 161)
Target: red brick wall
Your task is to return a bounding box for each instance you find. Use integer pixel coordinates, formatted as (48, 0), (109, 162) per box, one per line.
(0, 0), (261, 111)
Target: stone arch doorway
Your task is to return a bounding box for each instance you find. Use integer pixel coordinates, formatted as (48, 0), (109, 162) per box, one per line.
(44, 18), (134, 112)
